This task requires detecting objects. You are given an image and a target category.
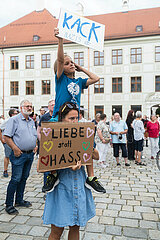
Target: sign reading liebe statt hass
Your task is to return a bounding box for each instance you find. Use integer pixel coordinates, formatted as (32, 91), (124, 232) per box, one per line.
(39, 122), (95, 172)
(57, 8), (105, 52)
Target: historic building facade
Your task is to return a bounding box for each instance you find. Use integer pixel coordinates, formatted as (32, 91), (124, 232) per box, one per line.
(0, 7), (160, 119)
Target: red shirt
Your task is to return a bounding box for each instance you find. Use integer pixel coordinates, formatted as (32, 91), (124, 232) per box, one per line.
(147, 121), (159, 138)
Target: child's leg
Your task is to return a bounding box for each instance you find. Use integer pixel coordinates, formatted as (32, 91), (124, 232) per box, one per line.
(86, 161), (94, 177)
(85, 160), (106, 193)
(68, 225), (79, 240)
(42, 170), (59, 193)
(48, 224), (64, 240)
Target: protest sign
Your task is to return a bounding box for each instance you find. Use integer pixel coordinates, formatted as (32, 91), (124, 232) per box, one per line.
(57, 8), (105, 52)
(39, 122), (95, 172)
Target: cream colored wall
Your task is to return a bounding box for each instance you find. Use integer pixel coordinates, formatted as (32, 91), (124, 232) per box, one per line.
(0, 35), (160, 119)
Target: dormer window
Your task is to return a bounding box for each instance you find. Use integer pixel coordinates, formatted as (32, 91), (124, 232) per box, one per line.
(33, 35), (40, 41)
(136, 25), (143, 32)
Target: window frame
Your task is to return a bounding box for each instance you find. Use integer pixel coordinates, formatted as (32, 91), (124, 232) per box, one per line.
(26, 81), (34, 95)
(112, 77), (122, 93)
(42, 80), (51, 95)
(74, 52), (84, 66)
(112, 49), (122, 65)
(10, 56), (19, 70)
(94, 78), (104, 93)
(10, 81), (19, 96)
(41, 54), (51, 68)
(130, 48), (142, 64)
(26, 55), (34, 69)
(131, 76), (142, 92)
(155, 46), (160, 62)
(94, 51), (104, 66)
(94, 105), (104, 115)
(155, 76), (160, 92)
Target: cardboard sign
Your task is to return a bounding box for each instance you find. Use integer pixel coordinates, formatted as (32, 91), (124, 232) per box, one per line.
(39, 122), (95, 172)
(57, 8), (105, 52)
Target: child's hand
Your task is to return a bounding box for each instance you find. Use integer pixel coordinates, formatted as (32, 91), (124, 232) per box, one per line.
(54, 27), (62, 39)
(71, 161), (82, 171)
(74, 63), (83, 72)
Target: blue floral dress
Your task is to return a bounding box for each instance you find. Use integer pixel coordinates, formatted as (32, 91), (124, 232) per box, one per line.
(42, 166), (95, 227)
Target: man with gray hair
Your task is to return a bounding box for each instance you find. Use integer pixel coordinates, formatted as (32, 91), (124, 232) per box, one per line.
(110, 112), (130, 167)
(4, 100), (37, 215)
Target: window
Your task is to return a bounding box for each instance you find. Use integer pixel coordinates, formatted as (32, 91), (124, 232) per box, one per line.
(33, 35), (40, 41)
(112, 49), (122, 65)
(26, 81), (34, 95)
(131, 48), (142, 63)
(95, 106), (104, 115)
(10, 81), (19, 95)
(131, 77), (141, 92)
(10, 56), (19, 70)
(136, 25), (143, 32)
(131, 105), (142, 113)
(155, 47), (160, 62)
(26, 55), (34, 69)
(112, 105), (122, 117)
(41, 54), (50, 68)
(42, 80), (51, 94)
(94, 78), (104, 93)
(112, 78), (122, 93)
(94, 51), (104, 66)
(74, 52), (84, 66)
(155, 76), (160, 92)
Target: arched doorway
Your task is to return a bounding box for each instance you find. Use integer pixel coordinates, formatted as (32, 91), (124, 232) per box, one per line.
(151, 104), (160, 115)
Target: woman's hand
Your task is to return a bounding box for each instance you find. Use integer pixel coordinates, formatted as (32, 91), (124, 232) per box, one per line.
(71, 161), (82, 171)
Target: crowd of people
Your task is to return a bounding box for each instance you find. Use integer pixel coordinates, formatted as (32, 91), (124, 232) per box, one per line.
(0, 26), (160, 240)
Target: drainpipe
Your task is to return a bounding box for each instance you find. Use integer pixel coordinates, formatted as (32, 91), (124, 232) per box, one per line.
(1, 49), (4, 117)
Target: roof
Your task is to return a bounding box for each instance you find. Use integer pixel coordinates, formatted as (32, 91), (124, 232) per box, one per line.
(0, 7), (160, 49)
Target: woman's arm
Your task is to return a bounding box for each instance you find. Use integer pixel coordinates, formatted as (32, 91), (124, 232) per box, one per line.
(74, 63), (100, 86)
(97, 128), (106, 143)
(54, 28), (64, 80)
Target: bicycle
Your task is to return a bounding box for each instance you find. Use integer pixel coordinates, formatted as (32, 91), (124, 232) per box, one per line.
(156, 150), (160, 170)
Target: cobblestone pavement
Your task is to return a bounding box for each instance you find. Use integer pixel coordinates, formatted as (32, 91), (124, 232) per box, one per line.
(0, 142), (160, 240)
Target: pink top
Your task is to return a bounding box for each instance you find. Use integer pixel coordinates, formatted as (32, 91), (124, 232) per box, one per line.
(147, 121), (159, 138)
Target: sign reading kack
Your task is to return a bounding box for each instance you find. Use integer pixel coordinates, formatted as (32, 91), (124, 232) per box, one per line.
(57, 8), (105, 52)
(39, 122), (95, 172)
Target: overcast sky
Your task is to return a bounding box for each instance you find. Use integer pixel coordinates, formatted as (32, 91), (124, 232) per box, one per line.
(0, 0), (160, 28)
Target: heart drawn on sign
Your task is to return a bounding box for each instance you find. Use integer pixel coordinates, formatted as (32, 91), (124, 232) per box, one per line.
(41, 155), (49, 166)
(86, 127), (94, 138)
(83, 153), (91, 162)
(43, 141), (53, 152)
(82, 142), (90, 151)
(43, 128), (52, 137)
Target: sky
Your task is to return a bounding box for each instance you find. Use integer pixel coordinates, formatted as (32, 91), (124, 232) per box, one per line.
(0, 0), (160, 28)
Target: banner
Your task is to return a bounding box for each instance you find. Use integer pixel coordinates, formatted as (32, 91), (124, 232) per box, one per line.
(57, 8), (105, 52)
(39, 122), (95, 172)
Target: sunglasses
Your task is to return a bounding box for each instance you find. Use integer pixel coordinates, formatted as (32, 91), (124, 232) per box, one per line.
(61, 103), (78, 113)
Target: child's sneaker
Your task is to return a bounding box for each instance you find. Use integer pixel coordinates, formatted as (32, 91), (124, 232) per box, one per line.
(85, 177), (106, 193)
(42, 174), (59, 193)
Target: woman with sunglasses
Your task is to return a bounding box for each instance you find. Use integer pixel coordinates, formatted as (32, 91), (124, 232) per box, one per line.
(42, 102), (95, 240)
(42, 27), (106, 195)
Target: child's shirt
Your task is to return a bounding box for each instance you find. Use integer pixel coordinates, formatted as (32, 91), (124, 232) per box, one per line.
(53, 72), (88, 117)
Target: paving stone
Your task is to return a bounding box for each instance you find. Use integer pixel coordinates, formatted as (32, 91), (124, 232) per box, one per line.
(134, 206), (154, 213)
(108, 204), (121, 211)
(149, 230), (160, 239)
(86, 223), (105, 233)
(115, 218), (138, 227)
(26, 217), (43, 226)
(103, 209), (118, 217)
(10, 224), (32, 234)
(142, 213), (159, 221)
(0, 222), (16, 232)
(140, 220), (158, 230)
(6, 235), (33, 240)
(123, 227), (148, 239)
(119, 211), (142, 219)
(0, 233), (9, 240)
(28, 226), (49, 237)
(11, 215), (30, 224)
(105, 225), (122, 236)
(83, 232), (112, 240)
(99, 216), (114, 225)
(0, 213), (15, 222)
